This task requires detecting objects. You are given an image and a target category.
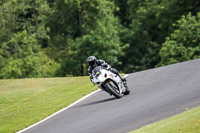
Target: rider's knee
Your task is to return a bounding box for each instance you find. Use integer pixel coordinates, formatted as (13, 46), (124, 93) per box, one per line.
(111, 68), (119, 74)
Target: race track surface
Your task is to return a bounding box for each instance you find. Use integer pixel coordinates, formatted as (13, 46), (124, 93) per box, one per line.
(23, 59), (200, 133)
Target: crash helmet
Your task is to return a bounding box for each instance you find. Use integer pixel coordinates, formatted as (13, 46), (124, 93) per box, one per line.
(87, 56), (97, 66)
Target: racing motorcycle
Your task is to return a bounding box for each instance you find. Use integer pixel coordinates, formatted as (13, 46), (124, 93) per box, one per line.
(90, 66), (130, 98)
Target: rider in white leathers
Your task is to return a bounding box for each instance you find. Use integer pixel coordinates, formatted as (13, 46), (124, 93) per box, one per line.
(87, 56), (125, 82)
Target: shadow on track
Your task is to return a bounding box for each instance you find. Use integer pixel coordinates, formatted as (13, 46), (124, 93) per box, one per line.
(74, 97), (117, 108)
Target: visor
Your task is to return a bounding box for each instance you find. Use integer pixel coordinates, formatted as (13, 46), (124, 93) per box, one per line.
(89, 61), (95, 66)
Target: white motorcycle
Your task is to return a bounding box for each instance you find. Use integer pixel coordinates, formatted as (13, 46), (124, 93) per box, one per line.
(90, 66), (130, 98)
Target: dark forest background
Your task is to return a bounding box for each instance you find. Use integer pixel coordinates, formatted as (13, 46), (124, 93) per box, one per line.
(0, 0), (200, 79)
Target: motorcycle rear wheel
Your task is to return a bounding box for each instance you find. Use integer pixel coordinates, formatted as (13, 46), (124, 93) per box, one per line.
(123, 86), (130, 95)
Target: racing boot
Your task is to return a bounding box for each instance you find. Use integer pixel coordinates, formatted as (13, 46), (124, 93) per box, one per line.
(110, 68), (126, 82)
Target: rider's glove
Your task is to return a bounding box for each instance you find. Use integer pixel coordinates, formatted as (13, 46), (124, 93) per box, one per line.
(106, 65), (111, 70)
(102, 63), (107, 68)
(102, 63), (111, 70)
(90, 75), (93, 82)
(90, 75), (95, 85)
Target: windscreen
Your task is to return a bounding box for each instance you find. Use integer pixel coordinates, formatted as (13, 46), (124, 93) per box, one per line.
(92, 66), (101, 78)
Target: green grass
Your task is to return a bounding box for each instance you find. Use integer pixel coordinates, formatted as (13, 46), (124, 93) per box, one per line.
(131, 106), (200, 133)
(0, 77), (97, 133)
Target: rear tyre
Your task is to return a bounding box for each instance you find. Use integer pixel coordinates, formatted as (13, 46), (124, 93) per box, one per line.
(123, 86), (130, 95)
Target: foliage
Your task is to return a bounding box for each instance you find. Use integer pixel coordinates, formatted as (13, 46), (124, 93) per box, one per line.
(0, 31), (59, 78)
(121, 0), (200, 72)
(48, 0), (122, 76)
(0, 0), (200, 78)
(158, 13), (200, 66)
(74, 0), (122, 73)
(0, 0), (50, 44)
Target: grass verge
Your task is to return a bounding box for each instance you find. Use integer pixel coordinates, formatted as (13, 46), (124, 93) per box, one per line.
(131, 106), (200, 133)
(0, 77), (97, 133)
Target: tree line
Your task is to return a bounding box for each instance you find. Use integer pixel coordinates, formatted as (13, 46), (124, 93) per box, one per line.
(0, 0), (200, 79)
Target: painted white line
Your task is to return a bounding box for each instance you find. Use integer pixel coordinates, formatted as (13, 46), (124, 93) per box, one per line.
(123, 74), (130, 78)
(17, 89), (101, 133)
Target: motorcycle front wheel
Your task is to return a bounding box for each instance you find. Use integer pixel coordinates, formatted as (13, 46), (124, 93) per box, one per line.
(105, 81), (121, 98)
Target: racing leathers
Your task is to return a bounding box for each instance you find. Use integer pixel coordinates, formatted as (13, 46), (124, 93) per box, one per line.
(88, 59), (125, 81)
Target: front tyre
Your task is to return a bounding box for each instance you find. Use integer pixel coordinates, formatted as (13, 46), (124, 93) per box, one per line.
(105, 81), (121, 98)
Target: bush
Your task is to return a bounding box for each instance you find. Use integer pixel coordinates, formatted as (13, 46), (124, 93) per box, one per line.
(158, 13), (200, 66)
(0, 31), (59, 79)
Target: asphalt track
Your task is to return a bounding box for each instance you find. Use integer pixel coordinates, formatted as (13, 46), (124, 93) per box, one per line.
(23, 59), (200, 133)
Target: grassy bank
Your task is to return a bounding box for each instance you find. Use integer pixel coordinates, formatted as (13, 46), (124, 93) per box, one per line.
(131, 106), (200, 133)
(0, 77), (97, 133)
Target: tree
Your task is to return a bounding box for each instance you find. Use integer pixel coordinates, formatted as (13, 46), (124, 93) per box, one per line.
(49, 0), (123, 76)
(158, 13), (200, 66)
(124, 0), (162, 72)
(74, 0), (122, 75)
(0, 31), (59, 79)
(119, 0), (200, 72)
(0, 0), (57, 79)
(0, 0), (50, 47)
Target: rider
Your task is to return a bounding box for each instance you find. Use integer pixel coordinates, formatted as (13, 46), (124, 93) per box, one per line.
(87, 56), (125, 81)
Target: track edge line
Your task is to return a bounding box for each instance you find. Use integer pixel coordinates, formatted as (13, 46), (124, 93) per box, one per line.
(17, 89), (100, 133)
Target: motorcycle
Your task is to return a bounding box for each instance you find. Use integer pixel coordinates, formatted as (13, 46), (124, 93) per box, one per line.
(90, 66), (130, 98)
